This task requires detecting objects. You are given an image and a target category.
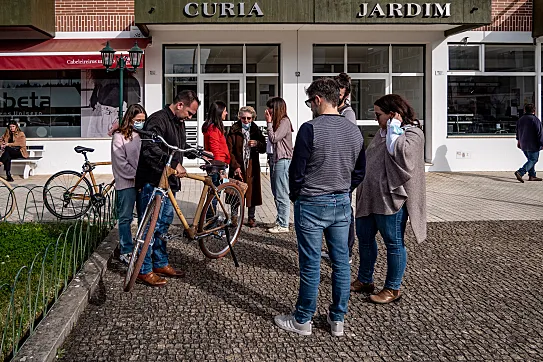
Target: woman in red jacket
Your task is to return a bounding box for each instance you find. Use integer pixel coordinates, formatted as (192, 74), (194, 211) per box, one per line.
(202, 100), (231, 186)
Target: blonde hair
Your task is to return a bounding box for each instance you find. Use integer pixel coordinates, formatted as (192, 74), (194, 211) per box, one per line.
(238, 106), (256, 121)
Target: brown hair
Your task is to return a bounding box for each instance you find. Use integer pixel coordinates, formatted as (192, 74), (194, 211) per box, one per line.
(266, 97), (292, 132)
(2, 121), (22, 140)
(374, 94), (421, 128)
(114, 104), (147, 140)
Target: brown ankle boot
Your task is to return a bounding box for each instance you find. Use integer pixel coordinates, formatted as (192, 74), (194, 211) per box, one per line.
(350, 279), (375, 293)
(528, 176), (542, 181)
(369, 288), (401, 304)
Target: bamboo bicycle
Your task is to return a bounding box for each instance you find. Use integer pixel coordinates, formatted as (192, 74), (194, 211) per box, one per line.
(42, 146), (115, 219)
(124, 131), (245, 292)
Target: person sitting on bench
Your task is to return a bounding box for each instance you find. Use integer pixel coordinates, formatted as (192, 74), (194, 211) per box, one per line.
(1, 121), (28, 182)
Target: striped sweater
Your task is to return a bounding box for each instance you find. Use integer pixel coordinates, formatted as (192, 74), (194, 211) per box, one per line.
(289, 114), (365, 201)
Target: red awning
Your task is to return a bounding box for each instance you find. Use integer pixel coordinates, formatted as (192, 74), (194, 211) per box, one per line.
(0, 38), (150, 70)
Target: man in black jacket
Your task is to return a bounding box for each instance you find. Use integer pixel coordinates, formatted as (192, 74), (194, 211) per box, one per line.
(514, 103), (543, 183)
(135, 90), (200, 287)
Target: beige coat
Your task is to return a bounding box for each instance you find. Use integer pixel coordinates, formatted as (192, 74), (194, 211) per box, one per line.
(355, 127), (426, 243)
(2, 131), (28, 158)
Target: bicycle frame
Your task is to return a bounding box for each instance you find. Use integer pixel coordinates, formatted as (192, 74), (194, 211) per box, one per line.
(68, 161), (115, 201)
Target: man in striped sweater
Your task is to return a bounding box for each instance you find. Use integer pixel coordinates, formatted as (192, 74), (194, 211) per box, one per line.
(274, 78), (366, 337)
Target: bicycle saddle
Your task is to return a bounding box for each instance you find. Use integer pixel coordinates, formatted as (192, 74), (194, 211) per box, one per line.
(74, 146), (95, 154)
(200, 160), (227, 175)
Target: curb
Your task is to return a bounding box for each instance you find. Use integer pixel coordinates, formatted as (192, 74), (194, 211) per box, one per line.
(13, 228), (119, 362)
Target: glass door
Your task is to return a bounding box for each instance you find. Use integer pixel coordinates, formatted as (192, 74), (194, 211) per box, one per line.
(351, 77), (390, 147)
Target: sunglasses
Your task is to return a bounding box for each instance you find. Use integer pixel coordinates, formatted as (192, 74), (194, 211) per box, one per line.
(305, 97), (316, 108)
(240, 116), (253, 120)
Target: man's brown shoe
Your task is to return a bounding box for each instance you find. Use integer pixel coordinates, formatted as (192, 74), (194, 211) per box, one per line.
(153, 265), (185, 278)
(369, 288), (401, 304)
(528, 176), (543, 181)
(137, 272), (167, 287)
(247, 218), (256, 228)
(514, 171), (524, 183)
(231, 216), (238, 227)
(350, 280), (375, 293)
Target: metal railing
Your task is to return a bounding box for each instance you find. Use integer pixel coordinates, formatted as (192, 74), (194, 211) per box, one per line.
(0, 184), (117, 361)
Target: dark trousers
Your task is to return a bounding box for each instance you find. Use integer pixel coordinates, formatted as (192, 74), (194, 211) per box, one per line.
(0, 147), (23, 173)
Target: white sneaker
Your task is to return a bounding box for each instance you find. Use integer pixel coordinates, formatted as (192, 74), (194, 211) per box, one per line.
(119, 253), (131, 265)
(327, 313), (344, 337)
(268, 225), (289, 234)
(274, 314), (312, 336)
(321, 251), (330, 260)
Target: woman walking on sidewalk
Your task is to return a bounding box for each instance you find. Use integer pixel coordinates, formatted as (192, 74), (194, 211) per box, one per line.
(265, 97), (293, 233)
(351, 94), (426, 304)
(111, 104), (147, 264)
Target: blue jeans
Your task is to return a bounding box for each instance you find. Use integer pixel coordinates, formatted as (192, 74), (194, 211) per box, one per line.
(268, 155), (276, 198)
(518, 151), (540, 177)
(138, 184), (174, 275)
(294, 193), (351, 323)
(356, 205), (408, 290)
(116, 188), (136, 255)
(272, 158), (291, 228)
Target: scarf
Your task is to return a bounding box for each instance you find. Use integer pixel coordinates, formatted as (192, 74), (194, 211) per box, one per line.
(242, 126), (251, 170)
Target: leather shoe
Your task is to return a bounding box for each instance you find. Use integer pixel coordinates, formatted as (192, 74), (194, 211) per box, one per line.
(350, 280), (375, 293)
(137, 272), (167, 287)
(153, 265), (185, 278)
(247, 218), (256, 228)
(231, 216), (238, 227)
(528, 176), (542, 181)
(514, 171), (524, 183)
(369, 288), (401, 304)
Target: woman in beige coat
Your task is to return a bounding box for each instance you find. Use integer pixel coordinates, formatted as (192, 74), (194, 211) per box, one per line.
(1, 121), (28, 181)
(351, 94), (426, 304)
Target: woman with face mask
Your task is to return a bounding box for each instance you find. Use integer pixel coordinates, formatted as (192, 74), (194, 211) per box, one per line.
(111, 104), (147, 264)
(226, 106), (266, 228)
(0, 121), (28, 182)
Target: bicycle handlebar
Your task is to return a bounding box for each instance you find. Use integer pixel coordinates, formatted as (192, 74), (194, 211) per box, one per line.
(135, 129), (214, 161)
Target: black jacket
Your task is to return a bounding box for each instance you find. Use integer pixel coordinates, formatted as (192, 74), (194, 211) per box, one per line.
(516, 114), (543, 152)
(135, 106), (186, 191)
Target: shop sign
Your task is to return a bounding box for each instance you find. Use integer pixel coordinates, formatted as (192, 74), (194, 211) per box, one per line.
(183, 2), (264, 18)
(357, 3), (451, 18)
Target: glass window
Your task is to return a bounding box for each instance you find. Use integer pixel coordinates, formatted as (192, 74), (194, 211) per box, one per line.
(246, 76), (279, 123)
(449, 45), (480, 71)
(246, 45), (279, 73)
(351, 79), (386, 120)
(485, 45), (535, 72)
(347, 46), (389, 73)
(393, 46), (424, 73)
(165, 46), (197, 74)
(393, 76), (424, 119)
(313, 45), (344, 73)
(0, 70), (82, 138)
(447, 76), (535, 135)
(200, 45), (243, 73)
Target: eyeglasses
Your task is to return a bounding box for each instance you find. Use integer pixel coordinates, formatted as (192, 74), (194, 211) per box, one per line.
(305, 97), (316, 108)
(240, 116), (253, 120)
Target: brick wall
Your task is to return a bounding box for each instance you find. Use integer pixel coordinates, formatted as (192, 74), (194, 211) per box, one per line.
(481, 0), (532, 32)
(55, 0), (134, 32)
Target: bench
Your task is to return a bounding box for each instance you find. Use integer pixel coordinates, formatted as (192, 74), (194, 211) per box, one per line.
(11, 145), (45, 179)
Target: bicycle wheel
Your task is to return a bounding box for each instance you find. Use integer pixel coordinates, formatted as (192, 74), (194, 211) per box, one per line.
(43, 170), (93, 219)
(0, 177), (14, 222)
(124, 195), (161, 292)
(198, 182), (244, 259)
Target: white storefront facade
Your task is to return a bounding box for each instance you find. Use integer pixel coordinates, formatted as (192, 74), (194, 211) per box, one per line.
(4, 1), (543, 174)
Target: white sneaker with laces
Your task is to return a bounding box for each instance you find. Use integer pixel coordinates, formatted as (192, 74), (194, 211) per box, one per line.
(327, 313), (344, 337)
(119, 253), (131, 265)
(268, 225), (289, 234)
(274, 314), (312, 336)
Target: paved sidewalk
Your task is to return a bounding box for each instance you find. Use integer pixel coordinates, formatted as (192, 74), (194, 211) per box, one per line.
(6, 171), (543, 223)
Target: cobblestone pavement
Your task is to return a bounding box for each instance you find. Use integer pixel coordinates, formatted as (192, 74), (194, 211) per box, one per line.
(58, 220), (543, 361)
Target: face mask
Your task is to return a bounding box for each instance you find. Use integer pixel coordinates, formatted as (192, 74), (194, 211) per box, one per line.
(133, 121), (144, 130)
(241, 123), (251, 130)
